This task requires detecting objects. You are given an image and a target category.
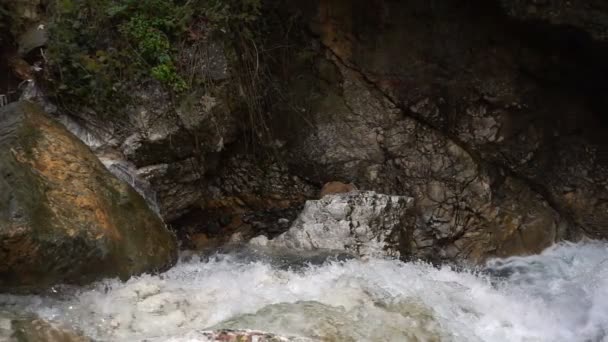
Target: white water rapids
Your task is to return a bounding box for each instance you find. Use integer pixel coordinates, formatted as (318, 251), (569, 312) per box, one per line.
(1, 241), (607, 341)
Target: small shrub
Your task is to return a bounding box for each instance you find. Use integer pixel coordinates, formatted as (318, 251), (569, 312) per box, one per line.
(46, 0), (262, 122)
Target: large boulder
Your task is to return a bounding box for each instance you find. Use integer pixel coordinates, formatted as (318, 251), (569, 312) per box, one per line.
(0, 101), (177, 292)
(252, 191), (416, 259)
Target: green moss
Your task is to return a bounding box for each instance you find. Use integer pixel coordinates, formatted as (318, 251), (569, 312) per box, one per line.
(114, 1), (189, 91)
(46, 0), (262, 121)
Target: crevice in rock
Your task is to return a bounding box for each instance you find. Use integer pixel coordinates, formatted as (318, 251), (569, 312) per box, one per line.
(0, 36), (22, 106)
(318, 37), (486, 165)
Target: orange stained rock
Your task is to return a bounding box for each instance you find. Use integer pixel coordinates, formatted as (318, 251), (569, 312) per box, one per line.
(320, 181), (357, 198)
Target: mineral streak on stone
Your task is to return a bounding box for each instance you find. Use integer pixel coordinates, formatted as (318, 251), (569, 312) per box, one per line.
(0, 101), (177, 292)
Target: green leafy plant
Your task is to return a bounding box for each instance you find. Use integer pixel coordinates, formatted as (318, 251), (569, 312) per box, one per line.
(46, 0), (265, 123)
(111, 0), (189, 91)
(48, 0), (188, 104)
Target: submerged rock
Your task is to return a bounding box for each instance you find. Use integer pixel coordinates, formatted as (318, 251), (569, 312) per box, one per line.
(10, 318), (90, 342)
(0, 101), (177, 292)
(170, 329), (313, 342)
(252, 191), (415, 258)
(0, 311), (90, 342)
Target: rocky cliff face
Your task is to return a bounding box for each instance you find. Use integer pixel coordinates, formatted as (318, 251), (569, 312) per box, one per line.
(3, 0), (607, 264)
(257, 0), (608, 262)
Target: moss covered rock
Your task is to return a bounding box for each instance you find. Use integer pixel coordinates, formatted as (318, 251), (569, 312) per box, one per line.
(0, 101), (177, 292)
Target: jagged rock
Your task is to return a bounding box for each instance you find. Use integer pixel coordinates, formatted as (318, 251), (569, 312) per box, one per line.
(42, 80), (240, 223)
(252, 191), (415, 258)
(180, 154), (317, 246)
(0, 102), (177, 292)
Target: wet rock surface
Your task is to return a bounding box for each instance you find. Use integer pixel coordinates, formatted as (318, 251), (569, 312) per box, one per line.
(171, 330), (313, 342)
(3, 313), (91, 342)
(0, 101), (177, 292)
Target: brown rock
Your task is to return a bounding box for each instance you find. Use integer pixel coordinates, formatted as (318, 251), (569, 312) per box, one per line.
(8, 57), (33, 81)
(0, 101), (178, 292)
(319, 181), (356, 198)
(191, 233), (218, 250)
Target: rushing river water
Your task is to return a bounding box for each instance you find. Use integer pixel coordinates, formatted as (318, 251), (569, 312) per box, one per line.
(1, 241), (607, 341)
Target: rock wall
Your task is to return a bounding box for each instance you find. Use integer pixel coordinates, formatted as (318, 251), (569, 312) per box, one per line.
(5, 0), (608, 264)
(266, 0), (608, 261)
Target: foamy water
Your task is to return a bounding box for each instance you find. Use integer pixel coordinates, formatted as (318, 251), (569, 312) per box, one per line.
(1, 241), (607, 341)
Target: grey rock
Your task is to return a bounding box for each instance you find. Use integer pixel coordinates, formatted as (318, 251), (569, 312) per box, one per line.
(17, 23), (47, 55)
(253, 191), (415, 258)
(0, 101), (177, 292)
